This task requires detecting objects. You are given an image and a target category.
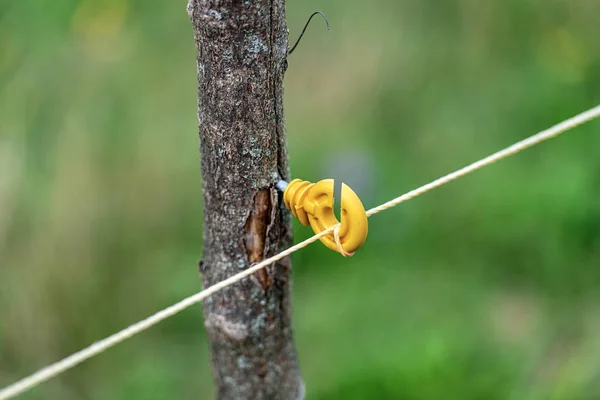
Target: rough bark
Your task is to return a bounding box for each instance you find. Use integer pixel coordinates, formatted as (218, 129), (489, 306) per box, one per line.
(188, 1), (302, 399)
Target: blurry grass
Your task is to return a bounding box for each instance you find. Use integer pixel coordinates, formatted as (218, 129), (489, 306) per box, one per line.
(2, 0), (600, 399)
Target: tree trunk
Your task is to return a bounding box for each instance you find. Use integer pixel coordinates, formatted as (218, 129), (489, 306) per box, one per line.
(187, 1), (302, 399)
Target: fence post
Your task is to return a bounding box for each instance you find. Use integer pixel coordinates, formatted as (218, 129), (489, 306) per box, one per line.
(188, 1), (303, 398)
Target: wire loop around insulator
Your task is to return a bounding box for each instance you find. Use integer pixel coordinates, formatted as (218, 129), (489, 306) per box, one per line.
(283, 178), (368, 255)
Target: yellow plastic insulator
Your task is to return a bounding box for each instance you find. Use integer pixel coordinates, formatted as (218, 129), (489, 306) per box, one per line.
(283, 178), (368, 256)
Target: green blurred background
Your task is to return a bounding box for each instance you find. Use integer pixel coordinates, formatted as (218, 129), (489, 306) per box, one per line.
(1, 0), (600, 399)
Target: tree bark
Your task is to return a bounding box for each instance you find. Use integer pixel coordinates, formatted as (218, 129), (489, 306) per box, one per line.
(188, 1), (302, 399)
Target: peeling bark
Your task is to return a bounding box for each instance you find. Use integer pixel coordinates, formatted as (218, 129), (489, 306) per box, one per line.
(188, 1), (302, 399)
(243, 189), (273, 290)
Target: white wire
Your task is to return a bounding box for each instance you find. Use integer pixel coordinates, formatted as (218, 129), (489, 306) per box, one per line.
(1, 104), (599, 400)
(366, 104), (600, 216)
